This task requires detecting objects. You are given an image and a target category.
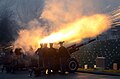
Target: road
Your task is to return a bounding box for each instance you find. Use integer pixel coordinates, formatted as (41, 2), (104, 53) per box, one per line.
(0, 71), (120, 79)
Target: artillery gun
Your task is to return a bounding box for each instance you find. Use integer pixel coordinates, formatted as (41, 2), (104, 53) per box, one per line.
(36, 38), (97, 74)
(66, 38), (97, 73)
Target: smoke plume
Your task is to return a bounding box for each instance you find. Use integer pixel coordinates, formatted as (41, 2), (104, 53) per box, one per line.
(14, 0), (111, 53)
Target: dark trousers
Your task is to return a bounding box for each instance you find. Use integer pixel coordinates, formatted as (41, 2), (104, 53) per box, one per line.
(59, 57), (68, 72)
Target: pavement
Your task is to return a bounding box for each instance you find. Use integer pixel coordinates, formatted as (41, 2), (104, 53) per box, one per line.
(0, 71), (120, 79)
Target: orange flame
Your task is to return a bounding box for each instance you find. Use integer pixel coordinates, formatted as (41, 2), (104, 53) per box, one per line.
(40, 14), (111, 44)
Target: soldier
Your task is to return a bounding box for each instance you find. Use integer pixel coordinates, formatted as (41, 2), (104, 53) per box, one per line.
(42, 43), (50, 74)
(48, 43), (58, 73)
(9, 49), (16, 73)
(14, 48), (22, 61)
(58, 41), (70, 73)
(5, 49), (14, 73)
(35, 44), (44, 68)
(33, 43), (44, 76)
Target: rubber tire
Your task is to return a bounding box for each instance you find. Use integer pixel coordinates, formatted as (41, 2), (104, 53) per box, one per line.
(67, 58), (78, 73)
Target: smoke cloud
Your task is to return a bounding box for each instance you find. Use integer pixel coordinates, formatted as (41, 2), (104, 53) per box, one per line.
(14, 0), (112, 52)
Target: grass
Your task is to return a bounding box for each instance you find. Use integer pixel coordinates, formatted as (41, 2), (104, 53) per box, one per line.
(78, 68), (120, 73)
(103, 70), (120, 73)
(78, 68), (94, 71)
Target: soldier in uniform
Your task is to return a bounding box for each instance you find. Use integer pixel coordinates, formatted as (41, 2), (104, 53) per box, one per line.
(5, 48), (14, 73)
(33, 43), (44, 76)
(58, 41), (70, 73)
(48, 43), (58, 73)
(42, 43), (50, 74)
(9, 49), (16, 73)
(35, 43), (44, 67)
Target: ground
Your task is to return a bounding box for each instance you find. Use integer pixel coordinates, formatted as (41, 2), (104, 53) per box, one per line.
(0, 71), (120, 79)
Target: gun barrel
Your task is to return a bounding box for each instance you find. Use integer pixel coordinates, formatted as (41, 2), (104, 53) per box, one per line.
(67, 38), (97, 54)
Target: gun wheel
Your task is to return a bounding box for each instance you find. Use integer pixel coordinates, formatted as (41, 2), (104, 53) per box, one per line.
(67, 58), (78, 73)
